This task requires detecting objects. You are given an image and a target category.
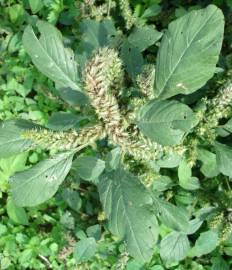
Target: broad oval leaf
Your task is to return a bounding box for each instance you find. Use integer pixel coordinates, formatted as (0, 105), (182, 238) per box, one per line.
(157, 152), (182, 168)
(98, 168), (159, 263)
(86, 225), (101, 241)
(221, 118), (232, 133)
(138, 100), (198, 146)
(6, 197), (29, 225)
(215, 142), (232, 178)
(152, 175), (173, 192)
(29, 0), (43, 14)
(157, 200), (190, 232)
(61, 188), (82, 212)
(74, 237), (97, 263)
(160, 231), (190, 263)
(120, 40), (144, 80)
(56, 86), (89, 107)
(155, 5), (224, 99)
(189, 230), (218, 257)
(60, 211), (75, 230)
(72, 156), (105, 183)
(151, 266), (164, 270)
(178, 159), (200, 190)
(186, 218), (203, 235)
(105, 147), (121, 171)
(0, 152), (28, 179)
(128, 25), (162, 52)
(23, 21), (87, 104)
(197, 148), (219, 178)
(10, 152), (74, 206)
(47, 112), (84, 131)
(0, 120), (36, 158)
(79, 19), (117, 57)
(141, 4), (161, 19)
(212, 257), (230, 270)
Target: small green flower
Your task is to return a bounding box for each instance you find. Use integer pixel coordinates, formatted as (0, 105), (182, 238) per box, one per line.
(196, 82), (232, 143)
(119, 0), (137, 29)
(136, 64), (155, 100)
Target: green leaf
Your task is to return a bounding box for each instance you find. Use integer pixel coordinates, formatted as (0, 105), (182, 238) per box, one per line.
(151, 266), (164, 270)
(19, 249), (33, 265)
(195, 206), (218, 221)
(6, 197), (29, 225)
(0, 224), (7, 236)
(0, 153), (28, 192)
(141, 4), (161, 19)
(221, 118), (232, 133)
(197, 148), (219, 177)
(86, 225), (101, 241)
(56, 87), (89, 106)
(79, 19), (117, 57)
(1, 257), (11, 270)
(138, 100), (198, 146)
(98, 168), (158, 262)
(73, 156), (105, 183)
(76, 229), (87, 240)
(178, 159), (200, 190)
(156, 152), (182, 168)
(186, 218), (203, 235)
(29, 0), (43, 14)
(217, 128), (231, 138)
(74, 237), (97, 263)
(157, 200), (189, 232)
(0, 120), (36, 158)
(160, 231), (190, 263)
(47, 112), (84, 131)
(120, 40), (144, 80)
(61, 188), (82, 211)
(189, 230), (218, 257)
(155, 5), (224, 99)
(8, 4), (25, 24)
(0, 152), (28, 178)
(212, 257), (230, 270)
(175, 191), (194, 205)
(128, 25), (162, 52)
(126, 260), (144, 270)
(10, 152), (74, 207)
(60, 211), (75, 230)
(152, 176), (173, 192)
(227, 0), (232, 9)
(105, 147), (121, 171)
(178, 159), (191, 180)
(23, 21), (86, 100)
(215, 142), (232, 178)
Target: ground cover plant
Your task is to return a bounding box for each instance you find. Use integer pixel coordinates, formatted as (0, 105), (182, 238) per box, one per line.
(1, 0), (232, 269)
